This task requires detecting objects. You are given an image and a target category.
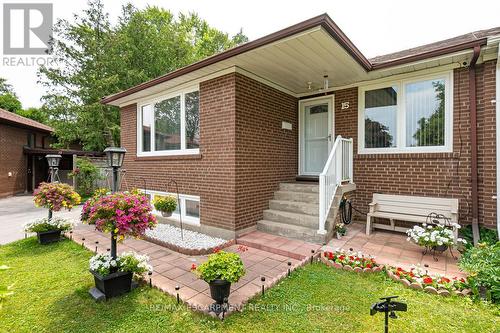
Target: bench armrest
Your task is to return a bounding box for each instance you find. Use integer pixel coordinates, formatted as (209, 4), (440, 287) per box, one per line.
(368, 202), (377, 213)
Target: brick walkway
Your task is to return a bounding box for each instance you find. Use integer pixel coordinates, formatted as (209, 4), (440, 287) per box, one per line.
(325, 223), (465, 277)
(72, 224), (316, 316)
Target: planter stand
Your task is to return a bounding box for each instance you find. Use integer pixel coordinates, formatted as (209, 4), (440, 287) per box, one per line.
(37, 230), (62, 244)
(422, 244), (456, 261)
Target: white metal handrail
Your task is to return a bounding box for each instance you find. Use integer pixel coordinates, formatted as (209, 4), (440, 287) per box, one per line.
(318, 136), (353, 234)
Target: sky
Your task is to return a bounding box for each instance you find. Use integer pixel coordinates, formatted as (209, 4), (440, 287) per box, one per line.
(1, 0), (500, 108)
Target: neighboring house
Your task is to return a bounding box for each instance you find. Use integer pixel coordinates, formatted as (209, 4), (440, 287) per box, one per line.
(0, 108), (54, 198)
(102, 14), (500, 242)
(0, 108), (105, 198)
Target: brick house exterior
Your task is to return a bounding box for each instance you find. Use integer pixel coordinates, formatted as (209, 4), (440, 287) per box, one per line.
(0, 108), (53, 198)
(106, 14), (500, 239)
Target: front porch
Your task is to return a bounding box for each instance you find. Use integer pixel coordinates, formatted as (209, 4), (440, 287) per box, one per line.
(324, 222), (464, 277)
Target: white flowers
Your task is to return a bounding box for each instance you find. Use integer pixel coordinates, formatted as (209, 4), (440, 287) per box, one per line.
(23, 217), (75, 233)
(406, 223), (466, 248)
(89, 251), (152, 276)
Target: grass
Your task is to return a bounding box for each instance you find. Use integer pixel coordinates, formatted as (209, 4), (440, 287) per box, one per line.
(0, 238), (498, 333)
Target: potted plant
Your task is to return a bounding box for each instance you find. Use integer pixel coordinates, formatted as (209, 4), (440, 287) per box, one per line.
(152, 195), (177, 217)
(406, 223), (466, 253)
(192, 249), (245, 311)
(89, 252), (152, 299)
(82, 191), (157, 298)
(334, 222), (347, 239)
(23, 217), (75, 244)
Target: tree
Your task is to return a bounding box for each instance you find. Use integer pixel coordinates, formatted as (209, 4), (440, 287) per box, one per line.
(39, 1), (248, 151)
(0, 93), (22, 112)
(15, 107), (49, 124)
(0, 78), (15, 95)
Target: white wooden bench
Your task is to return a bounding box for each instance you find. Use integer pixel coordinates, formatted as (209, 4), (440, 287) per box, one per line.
(366, 194), (459, 239)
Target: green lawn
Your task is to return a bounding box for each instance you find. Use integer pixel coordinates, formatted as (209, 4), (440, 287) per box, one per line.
(0, 238), (498, 333)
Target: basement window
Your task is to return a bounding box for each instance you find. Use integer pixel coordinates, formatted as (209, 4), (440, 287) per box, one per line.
(137, 86), (200, 156)
(358, 71), (453, 154)
(142, 189), (200, 225)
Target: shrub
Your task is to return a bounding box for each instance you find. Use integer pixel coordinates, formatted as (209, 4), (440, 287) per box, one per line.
(33, 182), (81, 211)
(459, 242), (500, 303)
(459, 225), (498, 250)
(152, 195), (177, 213)
(89, 252), (152, 277)
(194, 250), (245, 283)
(69, 157), (103, 197)
(81, 192), (157, 240)
(23, 217), (74, 233)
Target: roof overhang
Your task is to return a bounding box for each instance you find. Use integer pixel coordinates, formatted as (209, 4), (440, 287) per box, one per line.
(102, 14), (493, 107)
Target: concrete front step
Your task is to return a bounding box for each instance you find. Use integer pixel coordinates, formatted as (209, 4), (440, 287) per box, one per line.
(279, 182), (319, 193)
(263, 209), (319, 229)
(273, 191), (319, 204)
(269, 199), (319, 216)
(256, 220), (326, 244)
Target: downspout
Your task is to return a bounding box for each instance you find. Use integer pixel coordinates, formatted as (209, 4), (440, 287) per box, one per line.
(496, 44), (500, 240)
(469, 45), (481, 245)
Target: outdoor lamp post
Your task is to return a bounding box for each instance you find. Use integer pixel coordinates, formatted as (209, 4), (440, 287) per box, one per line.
(103, 147), (126, 260)
(46, 154), (62, 183)
(45, 154), (62, 219)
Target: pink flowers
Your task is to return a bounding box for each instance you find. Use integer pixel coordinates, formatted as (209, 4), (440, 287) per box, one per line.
(81, 192), (157, 241)
(33, 182), (81, 211)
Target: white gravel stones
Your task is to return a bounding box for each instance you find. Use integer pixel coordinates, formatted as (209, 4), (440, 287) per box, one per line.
(145, 224), (227, 250)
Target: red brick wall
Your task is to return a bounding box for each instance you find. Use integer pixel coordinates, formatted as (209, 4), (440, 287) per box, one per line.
(234, 74), (298, 230)
(0, 124), (50, 198)
(121, 73), (237, 231)
(334, 60), (497, 227)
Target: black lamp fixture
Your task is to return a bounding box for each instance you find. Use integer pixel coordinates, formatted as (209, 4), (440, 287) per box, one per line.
(104, 147), (126, 168)
(46, 154), (62, 167)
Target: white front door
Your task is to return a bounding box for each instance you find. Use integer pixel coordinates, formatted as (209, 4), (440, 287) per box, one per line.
(299, 96), (334, 175)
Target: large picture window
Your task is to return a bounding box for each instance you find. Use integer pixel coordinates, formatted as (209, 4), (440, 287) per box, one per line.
(138, 86), (200, 156)
(358, 72), (452, 154)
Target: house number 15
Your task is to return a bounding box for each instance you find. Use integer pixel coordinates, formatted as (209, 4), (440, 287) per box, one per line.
(341, 102), (350, 110)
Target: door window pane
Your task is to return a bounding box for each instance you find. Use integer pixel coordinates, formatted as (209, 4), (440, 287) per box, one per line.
(405, 79), (445, 147)
(141, 105), (152, 152)
(304, 103), (329, 173)
(155, 96), (181, 151)
(185, 91), (200, 149)
(185, 199), (200, 218)
(364, 87), (397, 148)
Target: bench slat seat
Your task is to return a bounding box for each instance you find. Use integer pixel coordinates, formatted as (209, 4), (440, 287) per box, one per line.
(366, 193), (459, 240)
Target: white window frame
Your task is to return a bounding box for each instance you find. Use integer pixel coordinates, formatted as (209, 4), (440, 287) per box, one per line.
(358, 71), (453, 154)
(140, 189), (200, 226)
(137, 85), (200, 157)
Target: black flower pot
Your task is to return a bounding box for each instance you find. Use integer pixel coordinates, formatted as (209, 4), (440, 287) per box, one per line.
(91, 270), (133, 299)
(37, 230), (62, 244)
(433, 244), (448, 252)
(209, 279), (231, 304)
(161, 211), (172, 217)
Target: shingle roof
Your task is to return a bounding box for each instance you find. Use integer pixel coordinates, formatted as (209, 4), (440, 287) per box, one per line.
(0, 108), (53, 132)
(370, 27), (500, 64)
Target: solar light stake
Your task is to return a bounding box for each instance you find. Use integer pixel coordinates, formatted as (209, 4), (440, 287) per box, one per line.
(82, 237), (85, 247)
(370, 296), (407, 333)
(69, 231), (73, 240)
(148, 271), (153, 287)
(222, 297), (228, 321)
(175, 285), (180, 304)
(261, 277), (266, 295)
(95, 241), (99, 253)
(310, 249), (315, 264)
(287, 261), (292, 276)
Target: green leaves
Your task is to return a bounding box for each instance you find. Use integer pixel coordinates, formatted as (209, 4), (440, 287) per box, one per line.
(38, 0), (248, 151)
(196, 251), (245, 283)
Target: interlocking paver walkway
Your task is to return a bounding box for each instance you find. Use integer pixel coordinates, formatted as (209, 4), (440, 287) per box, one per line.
(71, 224), (312, 315)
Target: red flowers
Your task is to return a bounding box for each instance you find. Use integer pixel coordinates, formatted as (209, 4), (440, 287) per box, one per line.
(213, 247), (221, 253)
(191, 263), (197, 271)
(423, 277), (434, 284)
(237, 245), (248, 253)
(440, 277), (450, 284)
